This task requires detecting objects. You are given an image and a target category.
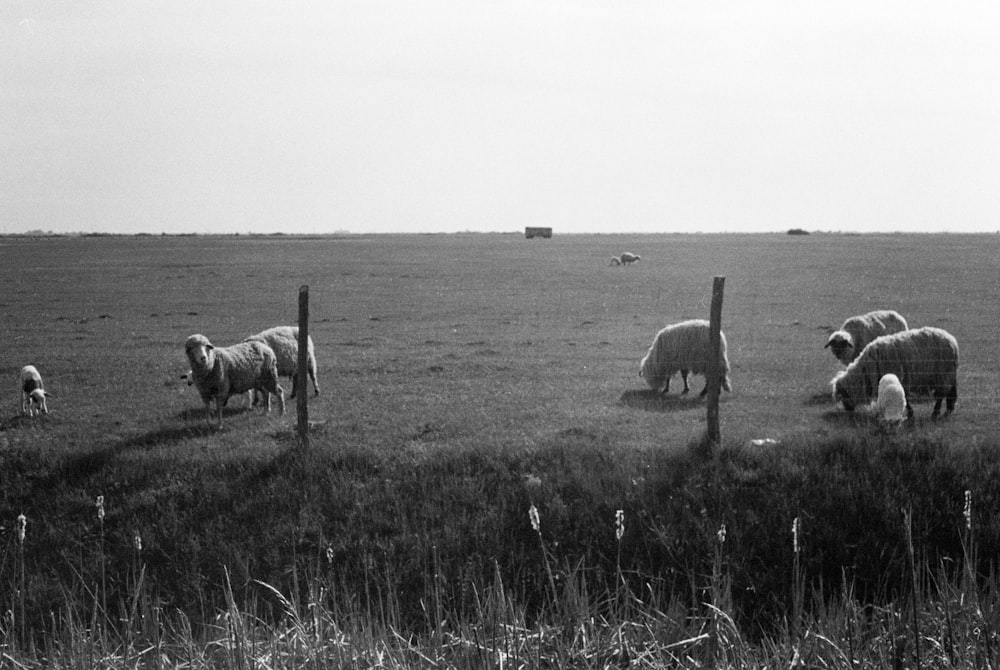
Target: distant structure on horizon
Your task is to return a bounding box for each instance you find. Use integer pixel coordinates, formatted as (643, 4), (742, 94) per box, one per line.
(525, 227), (552, 239)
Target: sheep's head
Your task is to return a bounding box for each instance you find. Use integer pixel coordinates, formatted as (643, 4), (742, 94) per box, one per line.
(824, 330), (855, 365)
(830, 370), (855, 410)
(639, 352), (668, 391)
(185, 334), (215, 370)
(877, 373), (903, 396)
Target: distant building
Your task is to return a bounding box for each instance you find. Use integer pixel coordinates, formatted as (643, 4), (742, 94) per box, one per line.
(525, 227), (552, 239)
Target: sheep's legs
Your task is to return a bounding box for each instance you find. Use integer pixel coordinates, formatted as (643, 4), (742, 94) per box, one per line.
(680, 370), (690, 394)
(288, 372), (320, 399)
(204, 401), (221, 429)
(932, 383), (958, 419)
(698, 373), (729, 399)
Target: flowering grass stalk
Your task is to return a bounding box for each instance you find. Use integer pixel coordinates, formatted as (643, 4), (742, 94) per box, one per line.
(528, 504), (559, 615)
(707, 520), (734, 665)
(961, 490), (977, 595)
(96, 495), (107, 627)
(791, 516), (804, 641)
(614, 509), (625, 584)
(17, 513), (27, 650)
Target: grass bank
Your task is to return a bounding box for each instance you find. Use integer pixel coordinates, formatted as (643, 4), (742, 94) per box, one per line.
(3, 423), (999, 653)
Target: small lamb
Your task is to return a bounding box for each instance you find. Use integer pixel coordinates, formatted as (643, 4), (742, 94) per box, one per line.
(20, 365), (52, 416)
(872, 373), (911, 426)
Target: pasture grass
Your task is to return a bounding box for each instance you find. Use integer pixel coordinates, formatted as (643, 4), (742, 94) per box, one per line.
(2, 232), (1000, 665)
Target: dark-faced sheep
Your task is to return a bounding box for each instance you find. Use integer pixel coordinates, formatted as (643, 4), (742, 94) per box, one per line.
(640, 319), (732, 397)
(825, 309), (908, 365)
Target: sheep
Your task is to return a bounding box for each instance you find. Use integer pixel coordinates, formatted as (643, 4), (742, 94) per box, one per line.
(181, 369), (255, 408)
(20, 365), (52, 416)
(610, 252), (641, 266)
(639, 319), (732, 397)
(243, 326), (320, 399)
(831, 326), (958, 419)
(871, 373), (911, 426)
(184, 334), (285, 428)
(825, 309), (909, 365)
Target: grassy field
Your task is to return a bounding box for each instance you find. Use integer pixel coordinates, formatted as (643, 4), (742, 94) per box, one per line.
(2, 232), (1000, 666)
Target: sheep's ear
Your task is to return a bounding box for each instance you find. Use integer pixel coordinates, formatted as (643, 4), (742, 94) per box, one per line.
(206, 344), (214, 351)
(823, 341), (832, 349)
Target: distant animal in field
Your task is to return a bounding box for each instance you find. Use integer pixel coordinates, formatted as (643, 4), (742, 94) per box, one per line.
(184, 334), (285, 428)
(611, 252), (641, 266)
(831, 327), (958, 419)
(20, 365), (52, 416)
(640, 319), (732, 397)
(825, 310), (908, 365)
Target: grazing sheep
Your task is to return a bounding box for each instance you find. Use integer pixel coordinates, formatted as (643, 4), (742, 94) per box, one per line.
(831, 327), (958, 418)
(184, 334), (285, 428)
(244, 326), (320, 398)
(610, 252), (641, 266)
(871, 373), (910, 425)
(640, 319), (732, 396)
(20, 365), (52, 416)
(825, 310), (909, 365)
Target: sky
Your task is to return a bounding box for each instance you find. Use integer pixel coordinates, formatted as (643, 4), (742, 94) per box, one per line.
(2, 1), (999, 235)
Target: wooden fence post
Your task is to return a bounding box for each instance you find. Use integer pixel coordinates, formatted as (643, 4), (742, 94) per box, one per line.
(705, 276), (725, 456)
(297, 285), (309, 448)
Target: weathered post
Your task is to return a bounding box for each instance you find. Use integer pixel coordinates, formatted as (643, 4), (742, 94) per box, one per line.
(705, 276), (725, 457)
(297, 285), (309, 448)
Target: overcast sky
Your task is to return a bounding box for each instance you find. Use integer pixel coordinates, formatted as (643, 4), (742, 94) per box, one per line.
(2, 1), (999, 234)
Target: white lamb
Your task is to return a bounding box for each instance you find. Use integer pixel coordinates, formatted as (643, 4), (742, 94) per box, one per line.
(610, 252), (641, 266)
(639, 319), (732, 397)
(870, 373), (910, 426)
(184, 334), (285, 428)
(244, 326), (320, 399)
(825, 310), (908, 365)
(20, 365), (52, 416)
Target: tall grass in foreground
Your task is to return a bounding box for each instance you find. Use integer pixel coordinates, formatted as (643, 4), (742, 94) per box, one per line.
(3, 496), (1000, 668)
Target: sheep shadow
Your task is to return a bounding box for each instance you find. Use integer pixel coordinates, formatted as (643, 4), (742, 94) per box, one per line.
(620, 388), (713, 413)
(119, 422), (220, 449)
(820, 408), (874, 428)
(0, 413), (54, 430)
(173, 404), (270, 423)
(804, 391), (833, 407)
